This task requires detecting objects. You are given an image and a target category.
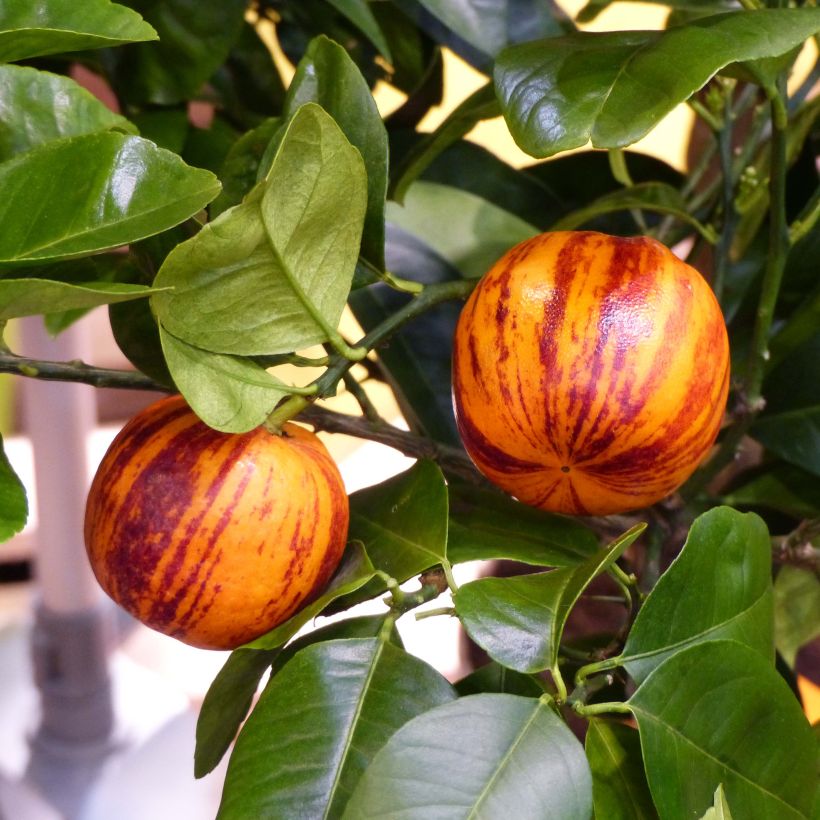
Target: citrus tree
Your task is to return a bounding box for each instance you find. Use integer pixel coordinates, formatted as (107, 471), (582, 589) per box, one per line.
(1, 0), (820, 817)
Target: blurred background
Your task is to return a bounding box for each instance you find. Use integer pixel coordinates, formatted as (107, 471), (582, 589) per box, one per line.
(1, 1), (817, 817)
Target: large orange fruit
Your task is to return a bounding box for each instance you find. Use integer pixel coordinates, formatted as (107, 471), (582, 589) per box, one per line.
(84, 395), (349, 649)
(452, 231), (729, 516)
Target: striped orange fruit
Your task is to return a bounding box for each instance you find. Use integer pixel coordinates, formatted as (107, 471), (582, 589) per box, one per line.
(84, 395), (349, 649)
(452, 231), (729, 516)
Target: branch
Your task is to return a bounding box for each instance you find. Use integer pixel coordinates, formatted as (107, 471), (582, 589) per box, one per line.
(0, 352), (165, 391)
(772, 519), (820, 575)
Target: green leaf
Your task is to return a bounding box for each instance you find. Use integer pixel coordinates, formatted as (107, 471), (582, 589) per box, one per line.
(210, 118), (281, 218)
(495, 9), (820, 158)
(585, 719), (657, 820)
(218, 638), (455, 820)
(774, 566), (820, 668)
(721, 463), (820, 519)
(324, 0), (392, 61)
(700, 785), (734, 820)
(752, 333), (820, 477)
(454, 524), (645, 673)
(0, 436), (27, 542)
(153, 104), (367, 356)
(285, 36), (388, 272)
(390, 82), (500, 203)
(620, 507), (773, 685)
(0, 65), (134, 161)
(551, 181), (717, 243)
(105, 0), (246, 105)
(630, 640), (816, 820)
(194, 545), (379, 777)
(109, 297), (174, 387)
(158, 327), (289, 434)
(448, 482), (599, 567)
(386, 181), (538, 279)
(342, 460), (448, 606)
(455, 662), (544, 697)
(0, 279), (161, 320)
(195, 614), (391, 780)
(343, 693), (592, 819)
(0, 132), (220, 266)
(412, 0), (566, 58)
(0, 0), (157, 63)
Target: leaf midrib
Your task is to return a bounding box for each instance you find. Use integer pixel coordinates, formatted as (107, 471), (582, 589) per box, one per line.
(630, 708), (807, 818)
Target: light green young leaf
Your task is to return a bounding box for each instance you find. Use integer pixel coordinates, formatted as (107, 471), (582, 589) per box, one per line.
(284, 36), (388, 272)
(159, 327), (289, 434)
(0, 437), (27, 543)
(154, 104), (367, 356)
(0, 133), (220, 265)
(630, 641), (815, 820)
(0, 0), (157, 62)
(386, 181), (538, 279)
(0, 65), (134, 161)
(495, 9), (820, 157)
(0, 279), (161, 320)
(700, 785), (734, 820)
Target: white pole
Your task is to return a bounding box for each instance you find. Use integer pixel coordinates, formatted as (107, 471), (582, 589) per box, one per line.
(19, 316), (101, 613)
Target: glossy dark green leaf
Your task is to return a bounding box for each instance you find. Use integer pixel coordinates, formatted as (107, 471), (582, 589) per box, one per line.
(585, 719), (657, 820)
(343, 694), (592, 819)
(210, 118), (281, 218)
(195, 614), (391, 779)
(0, 436), (27, 543)
(0, 278), (160, 320)
(218, 638), (455, 820)
(495, 9), (820, 158)
(390, 82), (500, 203)
(0, 132), (220, 266)
(348, 459), (447, 587)
(551, 181), (716, 242)
(109, 296), (174, 387)
(630, 640), (816, 820)
(752, 333), (820, 477)
(454, 661), (544, 697)
(412, 0), (566, 58)
(105, 0), (246, 105)
(209, 22), (287, 130)
(158, 327), (289, 434)
(699, 785), (734, 820)
(621, 507), (773, 685)
(285, 36), (388, 272)
(154, 104), (366, 356)
(455, 524), (645, 673)
(0, 0), (157, 63)
(448, 482), (599, 567)
(578, 0), (731, 24)
(721, 463), (820, 519)
(129, 109), (189, 154)
(774, 566), (820, 668)
(386, 181), (538, 278)
(325, 0), (392, 61)
(348, 226), (463, 446)
(0, 65), (133, 161)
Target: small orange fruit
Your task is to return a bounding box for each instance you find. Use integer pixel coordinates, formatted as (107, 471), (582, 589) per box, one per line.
(452, 231), (729, 516)
(84, 395), (349, 649)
